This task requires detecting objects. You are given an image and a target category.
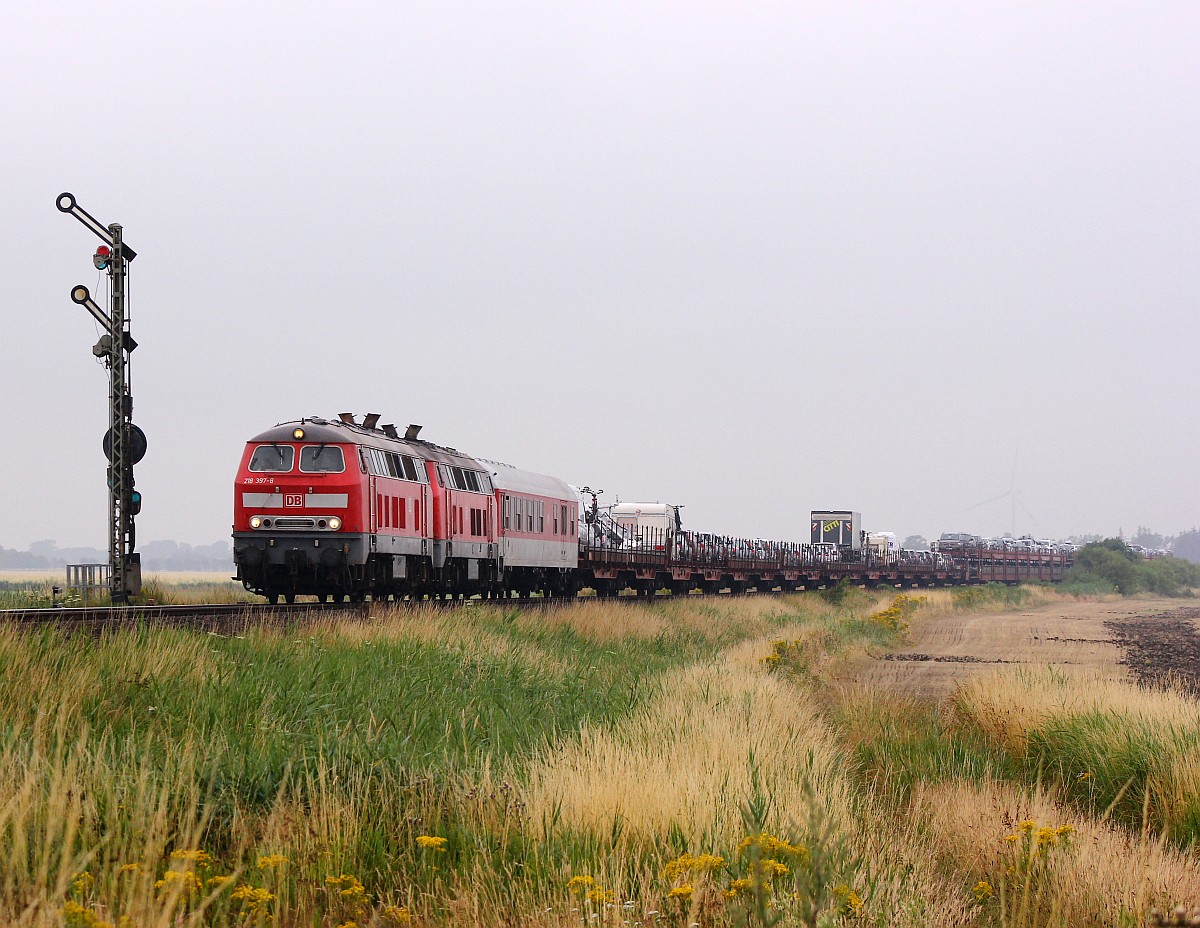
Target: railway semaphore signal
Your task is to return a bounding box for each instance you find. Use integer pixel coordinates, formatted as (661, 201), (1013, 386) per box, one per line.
(57, 192), (145, 604)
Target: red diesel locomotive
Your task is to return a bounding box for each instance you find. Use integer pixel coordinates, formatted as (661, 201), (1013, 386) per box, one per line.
(232, 415), (580, 602)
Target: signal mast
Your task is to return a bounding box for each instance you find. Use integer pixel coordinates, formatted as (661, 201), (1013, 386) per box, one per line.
(57, 193), (146, 604)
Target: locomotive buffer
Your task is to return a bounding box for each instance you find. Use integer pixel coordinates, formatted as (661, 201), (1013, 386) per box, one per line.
(57, 193), (145, 604)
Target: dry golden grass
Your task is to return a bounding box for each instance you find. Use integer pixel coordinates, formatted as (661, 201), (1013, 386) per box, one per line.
(518, 594), (817, 642)
(0, 712), (213, 928)
(523, 654), (848, 843)
(309, 603), (548, 665)
(912, 777), (1200, 924)
(521, 640), (976, 927)
(954, 667), (1200, 755)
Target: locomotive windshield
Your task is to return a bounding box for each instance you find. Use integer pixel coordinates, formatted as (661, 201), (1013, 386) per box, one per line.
(249, 444), (294, 472)
(300, 445), (345, 473)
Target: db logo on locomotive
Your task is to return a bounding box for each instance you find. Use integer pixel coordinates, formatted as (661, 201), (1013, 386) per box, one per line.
(284, 494), (303, 508)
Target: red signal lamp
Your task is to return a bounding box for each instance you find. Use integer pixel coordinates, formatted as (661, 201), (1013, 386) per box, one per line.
(93, 245), (111, 270)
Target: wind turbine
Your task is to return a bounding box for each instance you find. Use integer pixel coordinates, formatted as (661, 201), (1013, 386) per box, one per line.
(967, 442), (1038, 537)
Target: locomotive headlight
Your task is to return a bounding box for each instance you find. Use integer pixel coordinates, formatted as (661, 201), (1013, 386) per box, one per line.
(249, 516), (263, 529)
(293, 428), (305, 439)
(328, 517), (342, 531)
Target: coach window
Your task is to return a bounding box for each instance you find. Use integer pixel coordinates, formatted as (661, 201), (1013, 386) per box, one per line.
(538, 501), (544, 533)
(249, 445), (294, 472)
(300, 446), (345, 473)
(402, 456), (419, 481)
(503, 495), (510, 530)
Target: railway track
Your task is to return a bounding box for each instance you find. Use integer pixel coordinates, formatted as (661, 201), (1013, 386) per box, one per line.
(0, 587), (807, 630)
(0, 601), (368, 631)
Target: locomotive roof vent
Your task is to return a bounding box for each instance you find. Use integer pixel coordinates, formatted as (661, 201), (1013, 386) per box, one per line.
(405, 424), (423, 441)
(338, 412), (356, 425)
(362, 413), (381, 430)
(382, 424), (398, 438)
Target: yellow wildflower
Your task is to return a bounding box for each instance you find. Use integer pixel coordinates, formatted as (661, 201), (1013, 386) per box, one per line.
(382, 905), (413, 924)
(737, 832), (808, 861)
(972, 880), (993, 903)
(723, 878), (753, 899)
(567, 875), (597, 894)
(756, 859), (790, 879)
(62, 900), (114, 928)
(832, 883), (864, 917)
(117, 863), (142, 876)
(168, 849), (213, 871)
(661, 853), (726, 882)
(71, 872), (95, 896)
(1017, 820), (1037, 833)
(415, 835), (448, 852)
(154, 869), (202, 899)
(335, 923), (358, 928)
(206, 875), (232, 889)
(1054, 824), (1074, 837)
(586, 888), (615, 904)
(668, 885), (694, 900)
(256, 854), (289, 869)
(231, 884), (275, 910)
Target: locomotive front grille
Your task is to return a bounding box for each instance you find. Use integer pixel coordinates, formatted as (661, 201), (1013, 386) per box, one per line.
(273, 517), (317, 529)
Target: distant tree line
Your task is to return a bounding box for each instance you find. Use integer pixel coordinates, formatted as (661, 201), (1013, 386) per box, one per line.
(1068, 538), (1200, 596)
(0, 540), (233, 571)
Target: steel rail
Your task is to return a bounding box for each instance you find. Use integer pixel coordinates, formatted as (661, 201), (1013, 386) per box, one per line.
(0, 586), (827, 629)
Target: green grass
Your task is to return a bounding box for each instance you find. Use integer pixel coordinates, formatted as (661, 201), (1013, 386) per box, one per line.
(5, 585), (1189, 927)
(832, 696), (1018, 804)
(950, 583), (1036, 611)
(0, 596), (861, 924)
(1020, 712), (1200, 846)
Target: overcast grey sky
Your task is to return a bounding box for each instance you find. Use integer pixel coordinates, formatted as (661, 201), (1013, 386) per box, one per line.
(3, 1), (1197, 550)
